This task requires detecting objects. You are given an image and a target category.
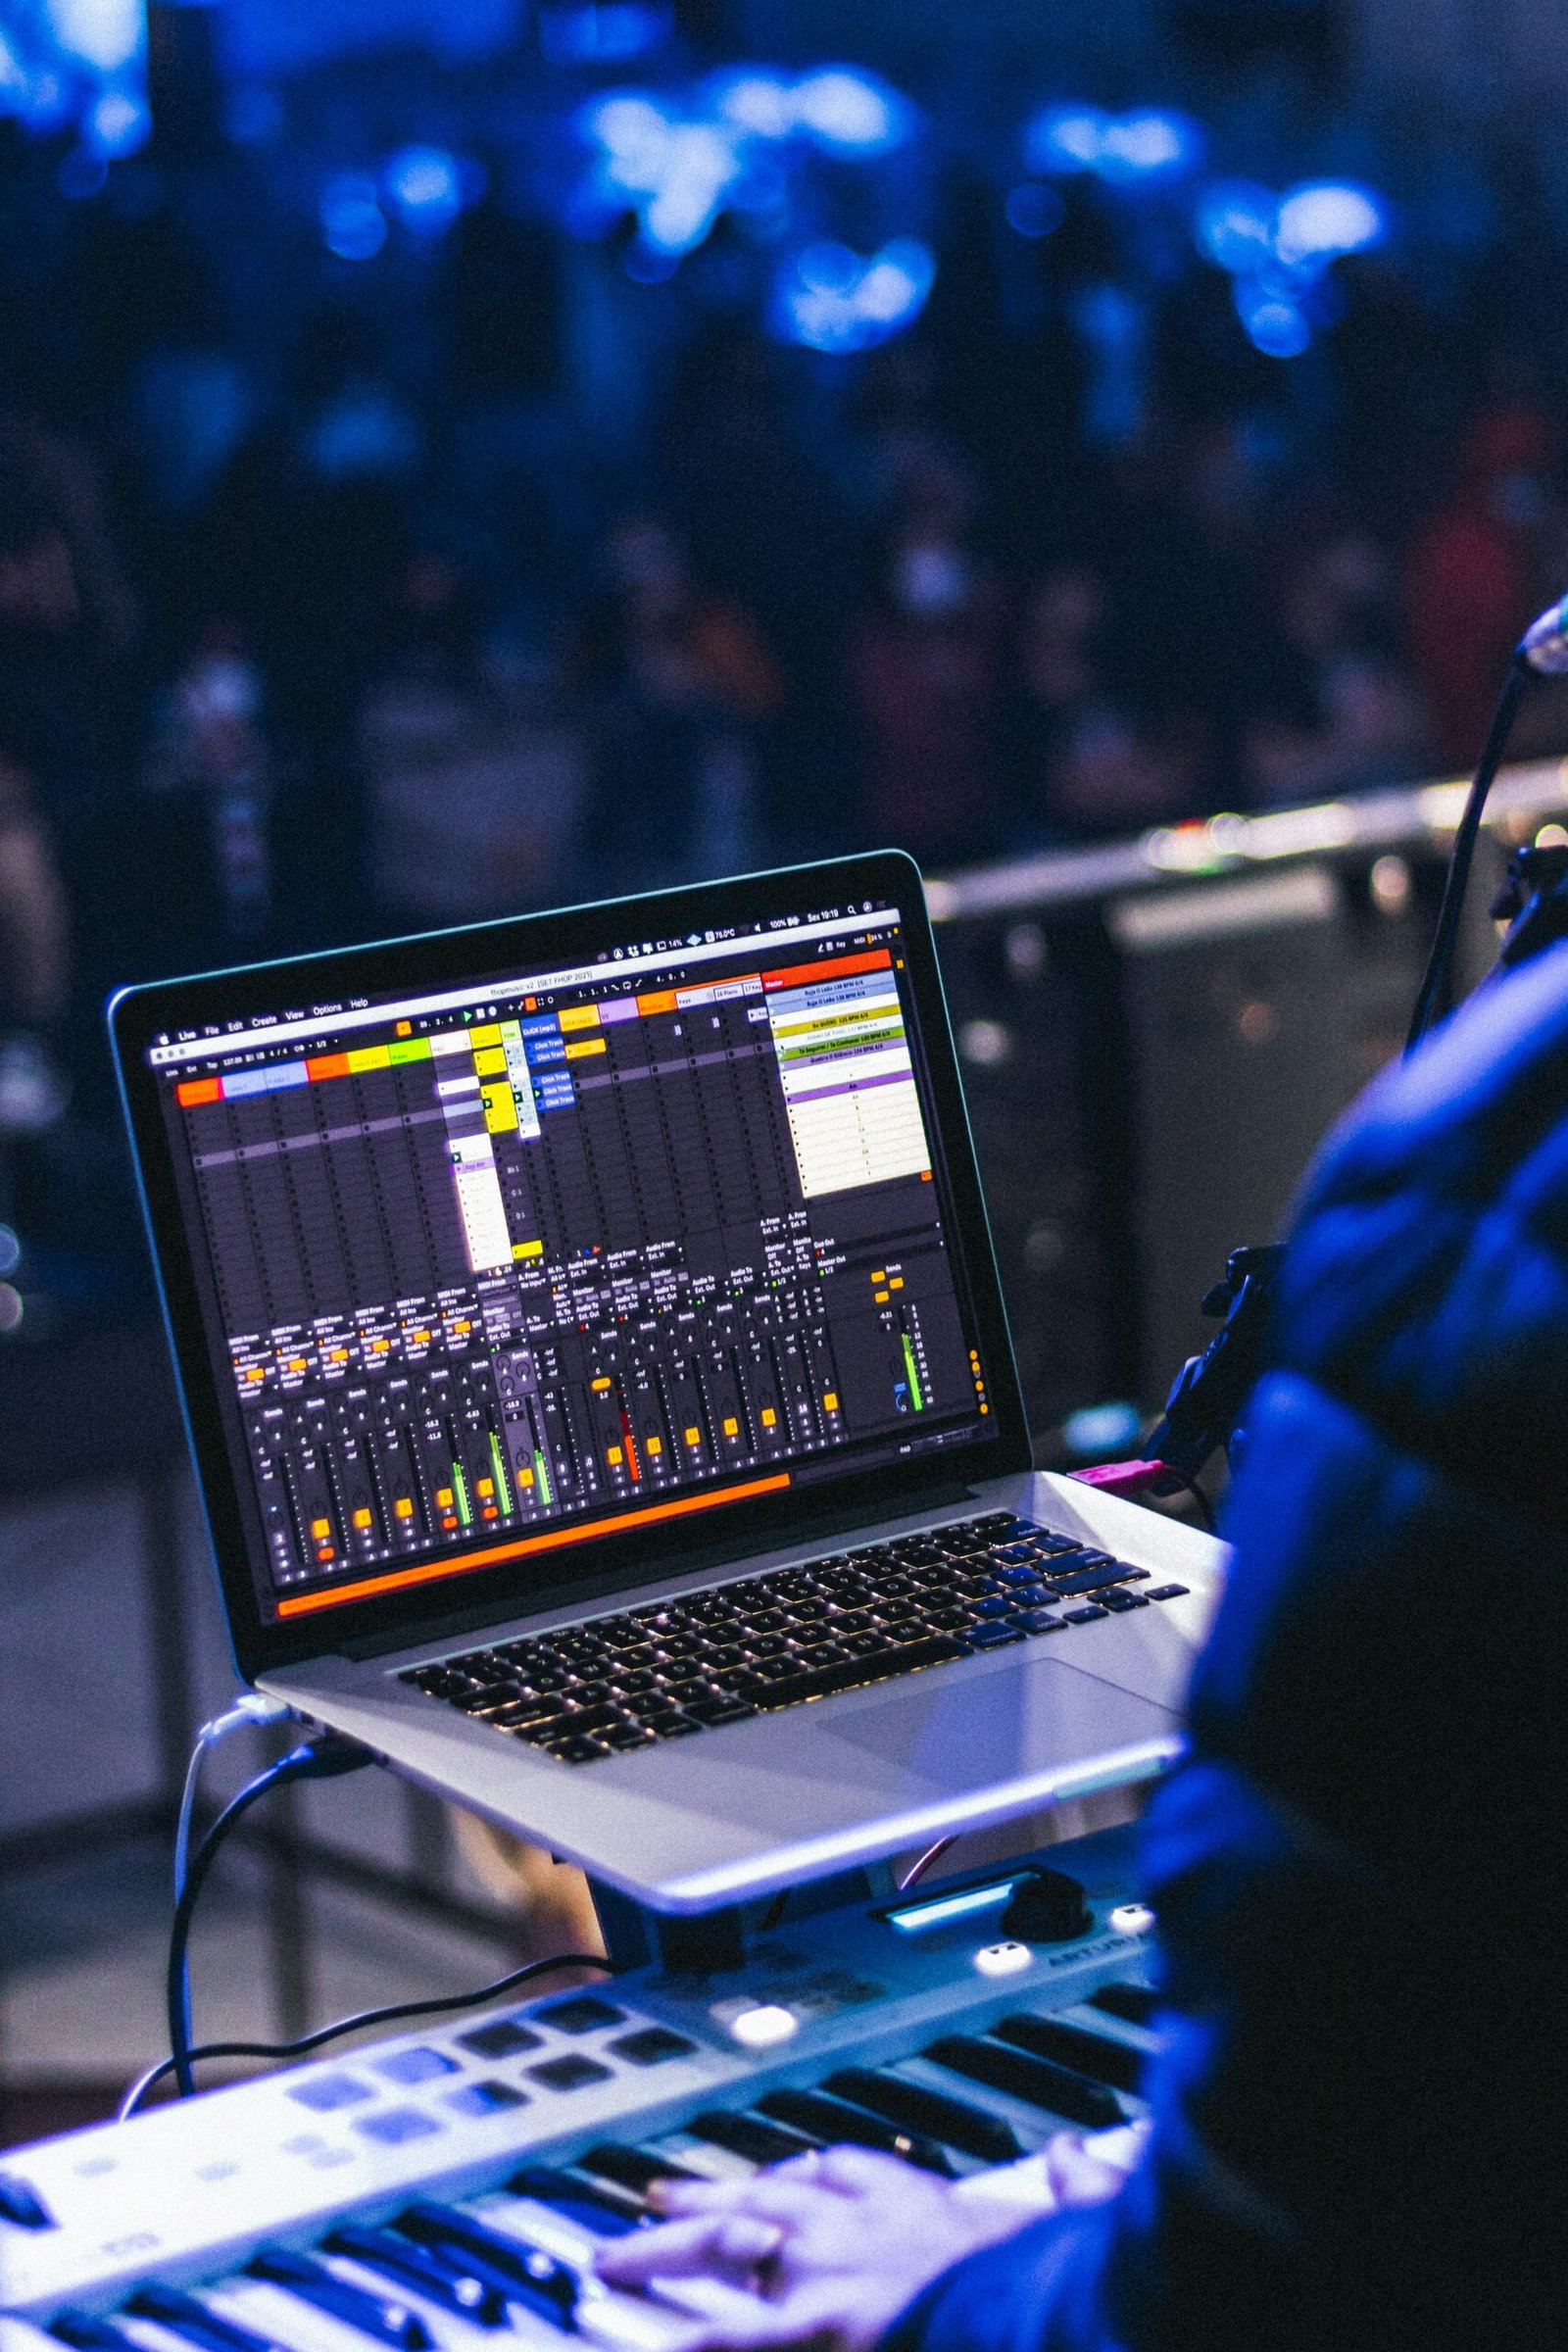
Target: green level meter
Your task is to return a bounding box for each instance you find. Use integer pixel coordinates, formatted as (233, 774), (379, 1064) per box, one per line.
(488, 1429), (512, 1515)
(901, 1330), (925, 1412)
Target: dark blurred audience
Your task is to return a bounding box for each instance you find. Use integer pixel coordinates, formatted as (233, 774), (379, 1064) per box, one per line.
(4, 103), (1568, 1109)
(850, 517), (1004, 866)
(0, 409), (135, 1130)
(570, 514), (783, 892)
(1404, 403), (1564, 765)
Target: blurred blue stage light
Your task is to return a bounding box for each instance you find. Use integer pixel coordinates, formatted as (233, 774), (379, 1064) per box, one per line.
(575, 66), (916, 267)
(705, 68), (796, 140)
(640, 120), (739, 253)
(1195, 178), (1277, 272)
(1235, 278), (1311, 358)
(1060, 1399), (1144, 1460)
(1, 0), (148, 153)
(43, 0), (140, 74)
(383, 143), (467, 233)
(1025, 105), (1107, 175)
(87, 81), (147, 154)
(1026, 103), (1201, 184)
(698, 64), (914, 155)
(1273, 179), (1387, 265)
(770, 235), (934, 353)
(1098, 108), (1203, 182)
(319, 171), (388, 262)
(56, 144), (108, 198)
(571, 62), (921, 291)
(579, 91), (741, 257)
(790, 67), (911, 156)
(1196, 173), (1388, 354)
(539, 3), (670, 66)
(1004, 180), (1065, 238)
(584, 87), (672, 164)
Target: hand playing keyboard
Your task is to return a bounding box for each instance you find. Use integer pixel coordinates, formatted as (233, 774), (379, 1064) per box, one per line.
(595, 2146), (1031, 2352)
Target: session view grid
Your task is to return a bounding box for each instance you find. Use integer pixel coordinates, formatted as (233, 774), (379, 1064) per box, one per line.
(150, 909), (992, 1622)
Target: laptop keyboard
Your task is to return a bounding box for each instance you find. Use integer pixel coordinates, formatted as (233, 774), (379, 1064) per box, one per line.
(399, 1512), (1191, 1765)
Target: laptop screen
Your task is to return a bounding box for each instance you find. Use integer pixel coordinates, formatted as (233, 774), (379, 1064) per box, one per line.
(131, 876), (1010, 1638)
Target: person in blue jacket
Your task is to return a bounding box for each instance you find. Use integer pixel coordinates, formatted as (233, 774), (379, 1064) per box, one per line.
(599, 939), (1568, 2352)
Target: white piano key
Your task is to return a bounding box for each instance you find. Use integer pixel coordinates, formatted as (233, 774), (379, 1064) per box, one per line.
(640, 2138), (755, 2186)
(206, 2278), (394, 2352)
(952, 2118), (1151, 2213)
(638, 2279), (774, 2337)
(1, 2323), (69, 2352)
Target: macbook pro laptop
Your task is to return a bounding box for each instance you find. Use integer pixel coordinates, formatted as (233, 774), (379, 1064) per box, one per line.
(111, 852), (1223, 1913)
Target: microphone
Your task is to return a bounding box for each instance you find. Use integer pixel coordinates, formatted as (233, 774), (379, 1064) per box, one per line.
(1519, 592), (1568, 673)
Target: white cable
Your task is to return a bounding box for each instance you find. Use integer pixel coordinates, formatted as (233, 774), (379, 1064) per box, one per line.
(173, 1693), (293, 1902)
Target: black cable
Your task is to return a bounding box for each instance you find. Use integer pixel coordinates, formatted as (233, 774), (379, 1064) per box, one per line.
(1156, 1469), (1216, 1533)
(123, 1947), (618, 2123)
(1405, 658), (1531, 1054)
(167, 1732), (374, 2100)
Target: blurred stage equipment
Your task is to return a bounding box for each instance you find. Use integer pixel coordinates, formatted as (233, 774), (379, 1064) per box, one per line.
(1071, 587), (1568, 1485)
(928, 759), (1568, 1427)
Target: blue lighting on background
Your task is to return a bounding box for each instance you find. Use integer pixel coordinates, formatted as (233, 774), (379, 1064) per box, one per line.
(538, 3), (670, 66)
(576, 90), (745, 258)
(572, 66), (920, 271)
(705, 69), (796, 141)
(769, 237), (934, 354)
(1195, 179), (1278, 273)
(383, 144), (479, 235)
(790, 68), (911, 157)
(1060, 1400), (1145, 1460)
(1273, 180), (1387, 265)
(701, 65), (914, 156)
(319, 172), (388, 262)
(1004, 181), (1066, 238)
(1, 0), (149, 154)
(1233, 282), (1312, 359)
(1025, 103), (1203, 185)
(1195, 175), (1389, 355)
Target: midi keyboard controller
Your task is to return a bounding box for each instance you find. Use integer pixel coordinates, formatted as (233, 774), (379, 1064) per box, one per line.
(0, 1827), (1157, 2352)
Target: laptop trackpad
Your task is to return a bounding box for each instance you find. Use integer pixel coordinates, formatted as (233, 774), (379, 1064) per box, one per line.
(822, 1653), (1177, 1791)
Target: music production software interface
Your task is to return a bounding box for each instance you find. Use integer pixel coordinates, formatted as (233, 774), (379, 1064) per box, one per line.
(146, 903), (996, 1628)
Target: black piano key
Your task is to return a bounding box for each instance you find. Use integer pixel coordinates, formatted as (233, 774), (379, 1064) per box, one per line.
(573, 2145), (704, 2196)
(992, 2016), (1147, 2096)
(923, 2035), (1122, 2131)
(323, 2227), (509, 2328)
(394, 2206), (577, 2330)
(1089, 1981), (1160, 2028)
(506, 2167), (645, 2237)
(755, 2089), (956, 2176)
(125, 2286), (283, 2352)
(819, 2069), (1024, 2165)
(248, 2245), (433, 2351)
(0, 2173), (54, 2230)
(49, 2316), (142, 2352)
(684, 2110), (821, 2165)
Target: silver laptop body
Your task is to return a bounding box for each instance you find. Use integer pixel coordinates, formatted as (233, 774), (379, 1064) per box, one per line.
(111, 854), (1225, 1914)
